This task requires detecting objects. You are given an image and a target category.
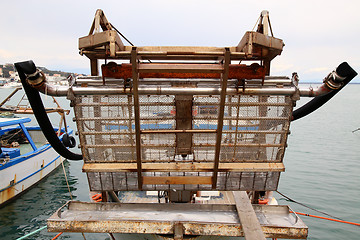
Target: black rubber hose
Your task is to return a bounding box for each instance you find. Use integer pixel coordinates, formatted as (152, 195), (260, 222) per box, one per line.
(292, 62), (357, 121)
(15, 60), (83, 160)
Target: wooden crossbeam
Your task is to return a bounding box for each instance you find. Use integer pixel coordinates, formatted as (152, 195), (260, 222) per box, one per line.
(237, 31), (284, 58)
(142, 176), (212, 185)
(138, 63), (223, 74)
(101, 63), (265, 80)
(82, 162), (285, 173)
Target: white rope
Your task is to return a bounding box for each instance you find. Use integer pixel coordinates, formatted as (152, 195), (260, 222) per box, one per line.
(60, 157), (73, 200)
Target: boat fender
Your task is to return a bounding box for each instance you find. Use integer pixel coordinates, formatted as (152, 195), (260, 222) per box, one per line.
(258, 198), (269, 205)
(62, 133), (76, 148)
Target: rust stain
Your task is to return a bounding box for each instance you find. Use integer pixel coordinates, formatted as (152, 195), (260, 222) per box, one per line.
(39, 159), (45, 179)
(0, 184), (15, 204)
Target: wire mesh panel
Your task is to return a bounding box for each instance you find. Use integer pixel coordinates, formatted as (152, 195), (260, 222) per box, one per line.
(74, 79), (294, 191)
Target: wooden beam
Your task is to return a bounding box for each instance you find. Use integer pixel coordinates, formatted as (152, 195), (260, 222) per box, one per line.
(174, 223), (184, 240)
(90, 59), (98, 76)
(125, 46), (238, 53)
(79, 30), (124, 57)
(101, 63), (266, 80)
(237, 31), (283, 58)
(138, 63), (223, 74)
(232, 191), (266, 240)
(175, 94), (193, 155)
(142, 176), (212, 185)
(82, 162), (285, 173)
(212, 48), (230, 189)
(131, 47), (143, 190)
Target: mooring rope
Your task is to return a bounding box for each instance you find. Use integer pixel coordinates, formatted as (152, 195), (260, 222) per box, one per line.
(61, 157), (73, 200)
(277, 191), (360, 227)
(15, 226), (47, 240)
(291, 211), (360, 227)
(276, 191), (343, 220)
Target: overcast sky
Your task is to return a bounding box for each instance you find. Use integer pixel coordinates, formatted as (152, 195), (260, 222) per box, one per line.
(1, 0), (359, 82)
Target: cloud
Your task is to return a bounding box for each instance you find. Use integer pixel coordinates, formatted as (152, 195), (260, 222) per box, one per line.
(1, 0), (359, 83)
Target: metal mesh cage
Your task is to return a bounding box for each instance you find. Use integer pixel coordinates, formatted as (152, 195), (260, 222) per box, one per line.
(74, 81), (294, 191)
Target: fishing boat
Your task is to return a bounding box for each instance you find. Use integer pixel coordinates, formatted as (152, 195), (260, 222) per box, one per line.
(0, 89), (75, 207)
(14, 9), (357, 240)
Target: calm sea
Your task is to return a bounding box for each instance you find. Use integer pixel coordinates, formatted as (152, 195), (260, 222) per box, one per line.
(0, 84), (359, 240)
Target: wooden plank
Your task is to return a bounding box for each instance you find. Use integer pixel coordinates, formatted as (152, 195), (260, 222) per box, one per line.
(175, 95), (193, 155)
(79, 30), (113, 48)
(237, 31), (251, 53)
(131, 47), (143, 190)
(124, 46), (237, 53)
(232, 191), (266, 240)
(79, 30), (124, 51)
(101, 63), (265, 80)
(82, 162), (285, 173)
(252, 32), (284, 50)
(90, 59), (98, 76)
(138, 63), (223, 74)
(142, 176), (212, 185)
(212, 48), (230, 189)
(237, 31), (283, 58)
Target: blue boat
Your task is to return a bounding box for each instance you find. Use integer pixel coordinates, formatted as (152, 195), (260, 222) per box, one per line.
(0, 117), (73, 207)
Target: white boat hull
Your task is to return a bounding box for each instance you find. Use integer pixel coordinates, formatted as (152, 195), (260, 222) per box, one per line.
(0, 145), (64, 206)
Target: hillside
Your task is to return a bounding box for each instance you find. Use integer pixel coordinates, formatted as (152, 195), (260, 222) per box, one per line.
(0, 63), (74, 78)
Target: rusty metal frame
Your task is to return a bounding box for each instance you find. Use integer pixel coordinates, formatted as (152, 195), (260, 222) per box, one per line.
(47, 201), (308, 239)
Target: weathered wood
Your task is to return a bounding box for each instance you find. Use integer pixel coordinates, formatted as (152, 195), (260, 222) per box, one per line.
(174, 223), (184, 240)
(212, 48), (230, 189)
(82, 161), (285, 173)
(125, 46), (238, 53)
(88, 9), (113, 35)
(79, 30), (123, 50)
(101, 63), (265, 80)
(175, 94), (193, 155)
(82, 143), (284, 148)
(232, 191), (266, 240)
(138, 63), (224, 74)
(142, 176), (212, 185)
(83, 50), (248, 61)
(237, 31), (283, 59)
(131, 47), (143, 189)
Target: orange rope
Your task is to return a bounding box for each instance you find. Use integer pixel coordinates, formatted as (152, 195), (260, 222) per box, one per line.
(291, 211), (360, 226)
(51, 232), (63, 240)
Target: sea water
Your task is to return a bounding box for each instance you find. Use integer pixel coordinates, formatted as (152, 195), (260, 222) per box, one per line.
(0, 85), (359, 240)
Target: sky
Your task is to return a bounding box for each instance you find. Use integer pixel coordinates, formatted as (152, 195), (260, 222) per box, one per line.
(1, 0), (359, 82)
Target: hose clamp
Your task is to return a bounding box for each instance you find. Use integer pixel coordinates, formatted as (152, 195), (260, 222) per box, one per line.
(26, 69), (46, 87)
(323, 71), (345, 90)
